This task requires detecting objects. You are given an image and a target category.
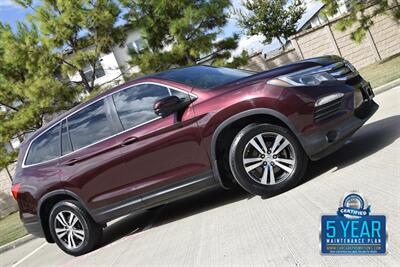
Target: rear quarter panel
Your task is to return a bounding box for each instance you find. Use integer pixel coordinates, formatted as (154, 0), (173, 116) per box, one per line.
(13, 158), (61, 223)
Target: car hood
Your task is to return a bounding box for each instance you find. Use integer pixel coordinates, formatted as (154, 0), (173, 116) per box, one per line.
(215, 55), (344, 90)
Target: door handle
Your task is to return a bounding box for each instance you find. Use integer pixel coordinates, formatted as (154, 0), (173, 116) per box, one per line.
(64, 158), (80, 166)
(120, 136), (138, 146)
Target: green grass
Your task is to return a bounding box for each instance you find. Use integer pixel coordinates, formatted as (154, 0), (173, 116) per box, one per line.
(0, 212), (28, 247)
(359, 54), (400, 88)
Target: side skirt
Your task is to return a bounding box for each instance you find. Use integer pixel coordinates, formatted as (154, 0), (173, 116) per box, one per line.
(92, 171), (217, 223)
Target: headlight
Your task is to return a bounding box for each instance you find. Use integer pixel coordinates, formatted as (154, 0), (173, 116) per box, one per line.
(267, 67), (336, 87)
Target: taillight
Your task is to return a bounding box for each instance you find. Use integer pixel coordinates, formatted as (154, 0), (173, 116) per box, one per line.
(11, 183), (21, 200)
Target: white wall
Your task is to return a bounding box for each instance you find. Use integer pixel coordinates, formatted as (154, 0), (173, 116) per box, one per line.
(112, 29), (142, 74)
(69, 51), (125, 88)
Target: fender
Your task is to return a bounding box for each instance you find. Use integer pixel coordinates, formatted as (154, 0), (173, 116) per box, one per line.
(210, 108), (304, 188)
(37, 189), (94, 220)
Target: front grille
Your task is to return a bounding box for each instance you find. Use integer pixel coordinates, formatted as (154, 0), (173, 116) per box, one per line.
(325, 61), (359, 81)
(314, 97), (343, 122)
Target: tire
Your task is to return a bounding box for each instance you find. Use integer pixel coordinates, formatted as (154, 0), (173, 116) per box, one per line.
(229, 123), (308, 196)
(49, 200), (102, 256)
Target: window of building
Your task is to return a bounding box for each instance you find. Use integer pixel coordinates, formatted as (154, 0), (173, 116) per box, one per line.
(83, 60), (106, 83)
(127, 39), (145, 53)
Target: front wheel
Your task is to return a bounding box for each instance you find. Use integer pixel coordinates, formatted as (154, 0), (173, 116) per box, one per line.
(229, 123), (308, 196)
(49, 200), (102, 256)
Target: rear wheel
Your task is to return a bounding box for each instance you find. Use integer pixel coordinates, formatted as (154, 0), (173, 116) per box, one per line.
(49, 200), (102, 256)
(229, 123), (308, 196)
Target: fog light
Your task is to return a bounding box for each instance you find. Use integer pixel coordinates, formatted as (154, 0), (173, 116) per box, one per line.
(315, 93), (344, 107)
(326, 131), (338, 143)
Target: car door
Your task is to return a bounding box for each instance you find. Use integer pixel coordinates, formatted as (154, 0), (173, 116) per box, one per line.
(111, 82), (213, 207)
(57, 99), (144, 214)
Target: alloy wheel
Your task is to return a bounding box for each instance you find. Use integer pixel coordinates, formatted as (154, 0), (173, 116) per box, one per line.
(242, 132), (296, 185)
(54, 210), (85, 249)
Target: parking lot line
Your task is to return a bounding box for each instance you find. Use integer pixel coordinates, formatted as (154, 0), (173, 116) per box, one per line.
(10, 242), (47, 267)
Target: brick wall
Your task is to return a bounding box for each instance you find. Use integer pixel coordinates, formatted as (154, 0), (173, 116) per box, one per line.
(246, 48), (301, 72)
(0, 164), (18, 218)
(296, 26), (337, 58)
(369, 12), (400, 60)
(246, 6), (400, 72)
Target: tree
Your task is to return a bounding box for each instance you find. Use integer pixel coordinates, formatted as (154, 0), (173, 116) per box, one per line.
(0, 22), (79, 168)
(15, 0), (127, 93)
(237, 0), (305, 47)
(0, 0), (128, 169)
(120, 0), (249, 74)
(321, 0), (400, 43)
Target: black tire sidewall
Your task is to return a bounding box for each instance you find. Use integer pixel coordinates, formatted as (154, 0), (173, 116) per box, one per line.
(229, 123), (307, 196)
(49, 200), (100, 256)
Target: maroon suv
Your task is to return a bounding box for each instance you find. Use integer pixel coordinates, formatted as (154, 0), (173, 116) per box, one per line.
(12, 55), (378, 255)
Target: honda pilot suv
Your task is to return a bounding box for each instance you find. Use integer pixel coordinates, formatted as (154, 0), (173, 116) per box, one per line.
(12, 55), (378, 255)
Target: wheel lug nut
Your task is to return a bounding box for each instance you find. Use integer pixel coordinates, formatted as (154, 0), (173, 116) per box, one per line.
(273, 155), (277, 159)
(267, 150), (271, 154)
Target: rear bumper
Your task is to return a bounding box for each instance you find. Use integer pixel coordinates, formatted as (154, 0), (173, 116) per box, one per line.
(301, 100), (379, 161)
(23, 219), (45, 238)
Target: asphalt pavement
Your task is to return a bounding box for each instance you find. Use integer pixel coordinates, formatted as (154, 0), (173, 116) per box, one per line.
(1, 86), (399, 267)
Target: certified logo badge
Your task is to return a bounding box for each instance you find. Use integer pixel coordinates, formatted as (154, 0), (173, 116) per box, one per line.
(321, 191), (386, 254)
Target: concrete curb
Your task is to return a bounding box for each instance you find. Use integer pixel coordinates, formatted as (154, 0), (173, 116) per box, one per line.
(0, 234), (36, 254)
(374, 78), (400, 95)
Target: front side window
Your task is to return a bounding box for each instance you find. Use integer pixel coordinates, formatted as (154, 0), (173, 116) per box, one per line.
(67, 100), (118, 150)
(170, 88), (189, 100)
(112, 84), (171, 129)
(25, 124), (61, 165)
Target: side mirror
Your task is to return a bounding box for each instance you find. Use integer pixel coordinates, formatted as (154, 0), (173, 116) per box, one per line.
(153, 96), (192, 118)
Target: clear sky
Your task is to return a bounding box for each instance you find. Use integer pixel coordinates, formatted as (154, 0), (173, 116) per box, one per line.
(0, 1), (32, 28)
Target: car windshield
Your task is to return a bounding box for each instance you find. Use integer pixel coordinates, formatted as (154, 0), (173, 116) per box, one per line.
(153, 66), (255, 89)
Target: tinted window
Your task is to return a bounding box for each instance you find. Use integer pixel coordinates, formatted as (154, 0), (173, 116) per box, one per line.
(61, 120), (72, 155)
(112, 84), (170, 129)
(153, 66), (254, 89)
(25, 124), (60, 165)
(171, 89), (189, 100)
(68, 100), (117, 150)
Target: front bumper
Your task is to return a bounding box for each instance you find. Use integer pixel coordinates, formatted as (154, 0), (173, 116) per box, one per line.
(301, 99), (379, 160)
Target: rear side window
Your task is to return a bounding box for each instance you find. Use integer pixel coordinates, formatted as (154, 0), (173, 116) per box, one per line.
(67, 99), (118, 150)
(112, 84), (170, 129)
(25, 124), (61, 165)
